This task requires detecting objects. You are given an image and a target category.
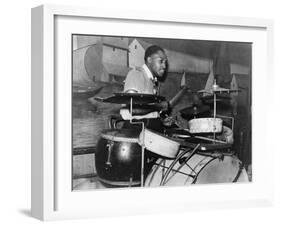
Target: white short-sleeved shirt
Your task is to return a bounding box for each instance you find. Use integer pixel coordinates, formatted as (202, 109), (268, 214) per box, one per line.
(124, 64), (159, 94)
(121, 64), (160, 120)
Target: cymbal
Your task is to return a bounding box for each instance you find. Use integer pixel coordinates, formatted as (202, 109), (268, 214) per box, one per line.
(73, 87), (104, 100)
(200, 94), (231, 105)
(200, 94), (231, 101)
(95, 92), (166, 104)
(200, 95), (233, 111)
(179, 105), (210, 120)
(198, 85), (240, 94)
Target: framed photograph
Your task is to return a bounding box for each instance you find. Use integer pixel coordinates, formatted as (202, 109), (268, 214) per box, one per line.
(31, 4), (274, 221)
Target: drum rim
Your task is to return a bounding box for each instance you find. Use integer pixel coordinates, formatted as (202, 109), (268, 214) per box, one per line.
(188, 117), (223, 124)
(97, 177), (141, 186)
(100, 134), (139, 142)
(192, 155), (242, 184)
(145, 154), (247, 186)
(141, 128), (180, 158)
(100, 129), (140, 143)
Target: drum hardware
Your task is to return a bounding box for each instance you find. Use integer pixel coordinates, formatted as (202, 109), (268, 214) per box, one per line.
(216, 114), (234, 132)
(105, 141), (114, 168)
(177, 157), (197, 177)
(213, 82), (217, 140)
(196, 80), (239, 141)
(171, 134), (190, 139)
(127, 97), (146, 187)
(129, 177), (133, 187)
(108, 115), (125, 129)
(177, 158), (197, 175)
(160, 144), (201, 186)
(153, 160), (195, 178)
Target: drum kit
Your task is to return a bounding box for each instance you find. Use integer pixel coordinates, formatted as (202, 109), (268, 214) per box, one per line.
(94, 80), (248, 188)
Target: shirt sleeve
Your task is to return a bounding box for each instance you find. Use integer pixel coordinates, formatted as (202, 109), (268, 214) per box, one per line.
(124, 70), (145, 93)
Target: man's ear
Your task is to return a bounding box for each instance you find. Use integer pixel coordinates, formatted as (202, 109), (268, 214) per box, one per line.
(147, 56), (152, 64)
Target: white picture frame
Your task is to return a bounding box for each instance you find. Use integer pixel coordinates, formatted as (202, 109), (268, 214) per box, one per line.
(31, 4), (274, 221)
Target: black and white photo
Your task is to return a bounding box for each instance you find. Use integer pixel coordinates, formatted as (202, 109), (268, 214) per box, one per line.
(71, 35), (252, 190)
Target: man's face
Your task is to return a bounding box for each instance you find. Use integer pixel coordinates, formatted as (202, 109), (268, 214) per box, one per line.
(147, 50), (168, 80)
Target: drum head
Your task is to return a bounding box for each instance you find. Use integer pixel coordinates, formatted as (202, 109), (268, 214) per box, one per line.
(145, 154), (249, 187)
(194, 156), (248, 184)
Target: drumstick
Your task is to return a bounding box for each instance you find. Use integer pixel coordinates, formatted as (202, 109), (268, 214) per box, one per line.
(182, 129), (227, 144)
(169, 87), (187, 107)
(194, 135), (227, 144)
(169, 72), (188, 108)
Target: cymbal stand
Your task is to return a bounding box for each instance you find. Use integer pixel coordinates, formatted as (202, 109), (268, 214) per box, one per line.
(216, 114), (235, 132)
(129, 97), (145, 187)
(213, 80), (217, 141)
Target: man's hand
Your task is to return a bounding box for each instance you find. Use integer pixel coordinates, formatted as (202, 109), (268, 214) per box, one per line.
(180, 84), (189, 91)
(162, 116), (176, 127)
(153, 100), (170, 112)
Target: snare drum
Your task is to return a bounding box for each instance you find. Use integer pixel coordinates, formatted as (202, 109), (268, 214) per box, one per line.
(188, 118), (223, 133)
(145, 152), (249, 186)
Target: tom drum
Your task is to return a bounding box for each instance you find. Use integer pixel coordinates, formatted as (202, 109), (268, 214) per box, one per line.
(95, 129), (145, 187)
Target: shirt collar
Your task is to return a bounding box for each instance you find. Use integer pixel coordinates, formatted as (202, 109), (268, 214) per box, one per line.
(142, 64), (157, 82)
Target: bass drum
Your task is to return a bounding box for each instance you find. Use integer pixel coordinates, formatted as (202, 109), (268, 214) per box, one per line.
(95, 129), (145, 187)
(145, 152), (249, 187)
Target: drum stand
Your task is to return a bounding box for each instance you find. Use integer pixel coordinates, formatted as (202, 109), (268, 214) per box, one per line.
(212, 80), (234, 142)
(128, 97), (146, 187)
(213, 89), (216, 140)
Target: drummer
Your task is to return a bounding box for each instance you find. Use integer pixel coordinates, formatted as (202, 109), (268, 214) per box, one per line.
(120, 45), (172, 132)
